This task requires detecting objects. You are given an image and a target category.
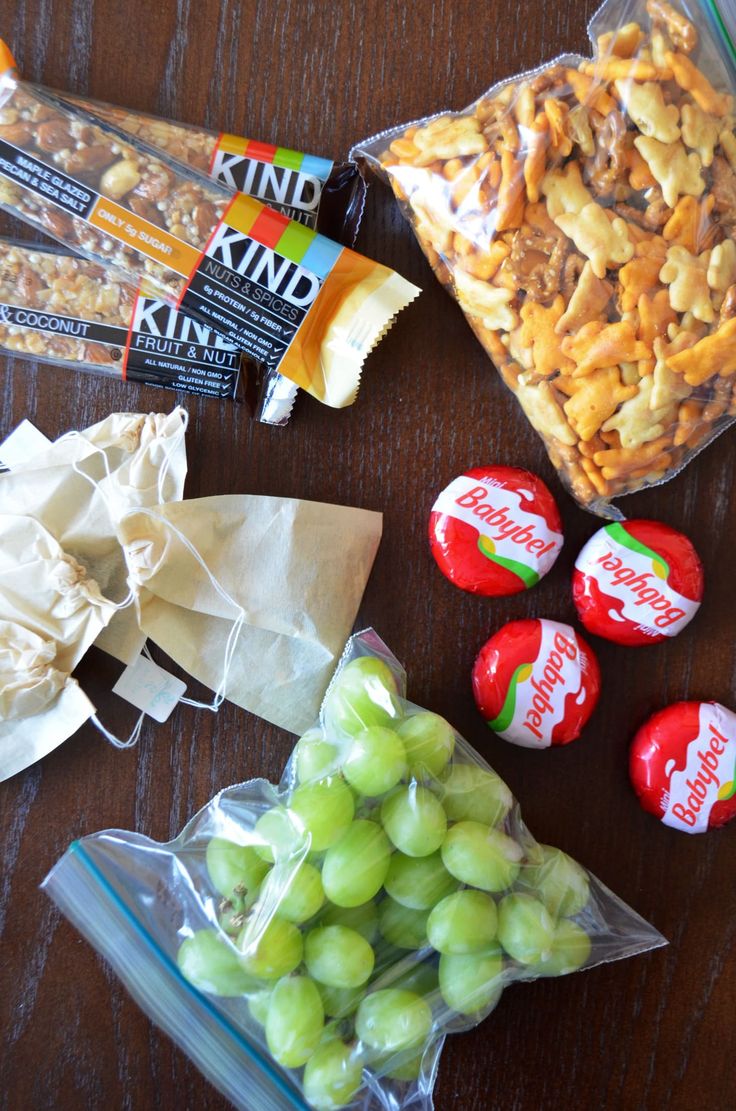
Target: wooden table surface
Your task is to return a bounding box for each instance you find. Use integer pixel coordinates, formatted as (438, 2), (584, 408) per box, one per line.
(1, 1), (735, 1109)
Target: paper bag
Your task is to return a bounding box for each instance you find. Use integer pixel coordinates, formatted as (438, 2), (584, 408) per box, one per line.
(119, 495), (383, 734)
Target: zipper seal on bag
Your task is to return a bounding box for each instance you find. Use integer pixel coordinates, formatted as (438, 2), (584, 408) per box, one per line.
(703, 0), (736, 76)
(45, 841), (309, 1111)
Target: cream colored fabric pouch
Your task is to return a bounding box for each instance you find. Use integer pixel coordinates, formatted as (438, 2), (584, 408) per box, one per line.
(0, 407), (382, 779)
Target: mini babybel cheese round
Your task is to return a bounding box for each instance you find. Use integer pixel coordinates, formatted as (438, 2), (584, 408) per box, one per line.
(472, 618), (601, 748)
(429, 466), (563, 596)
(630, 702), (736, 833)
(572, 519), (703, 646)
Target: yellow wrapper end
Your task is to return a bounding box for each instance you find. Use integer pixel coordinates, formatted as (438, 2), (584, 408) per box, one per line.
(278, 249), (420, 407)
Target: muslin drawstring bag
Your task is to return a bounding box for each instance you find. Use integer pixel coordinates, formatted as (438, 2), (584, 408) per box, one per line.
(0, 407), (382, 779)
(0, 408), (188, 667)
(0, 514), (118, 779)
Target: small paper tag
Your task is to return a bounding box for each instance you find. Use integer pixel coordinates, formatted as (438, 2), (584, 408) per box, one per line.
(112, 654), (187, 723)
(0, 419), (52, 471)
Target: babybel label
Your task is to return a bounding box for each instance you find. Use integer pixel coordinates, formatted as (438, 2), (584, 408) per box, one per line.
(432, 474), (562, 588)
(662, 704), (736, 832)
(490, 620), (584, 748)
(575, 523), (698, 637)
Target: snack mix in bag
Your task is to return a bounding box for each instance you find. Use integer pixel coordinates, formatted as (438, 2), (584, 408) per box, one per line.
(45, 630), (665, 1111)
(0, 47), (419, 409)
(354, 0), (736, 516)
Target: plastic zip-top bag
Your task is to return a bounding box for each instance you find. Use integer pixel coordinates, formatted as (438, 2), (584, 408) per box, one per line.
(353, 0), (736, 518)
(44, 629), (666, 1111)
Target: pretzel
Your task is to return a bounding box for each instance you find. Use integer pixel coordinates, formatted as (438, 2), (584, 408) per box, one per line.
(369, 0), (736, 510)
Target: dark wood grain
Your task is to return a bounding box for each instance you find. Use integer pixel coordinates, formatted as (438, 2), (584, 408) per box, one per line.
(1, 2), (735, 1109)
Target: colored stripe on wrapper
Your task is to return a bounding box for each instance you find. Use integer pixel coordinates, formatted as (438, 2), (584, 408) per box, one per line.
(224, 194), (342, 278)
(216, 133), (333, 181)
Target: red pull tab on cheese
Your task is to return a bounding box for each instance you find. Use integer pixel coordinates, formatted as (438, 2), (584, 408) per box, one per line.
(630, 701), (736, 833)
(429, 466), (563, 596)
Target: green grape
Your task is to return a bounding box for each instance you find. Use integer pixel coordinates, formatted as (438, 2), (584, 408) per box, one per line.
(247, 987), (272, 1025)
(378, 897), (430, 950)
(205, 838), (270, 901)
(396, 712), (455, 780)
(320, 900), (379, 943)
(254, 807), (304, 863)
(384, 851), (456, 910)
(290, 778), (355, 852)
(521, 845), (590, 918)
(323, 657), (401, 737)
(355, 989), (432, 1054)
(343, 726), (407, 797)
(438, 763), (513, 826)
(218, 900), (248, 938)
(426, 891), (498, 955)
(303, 1039), (364, 1111)
(438, 949), (504, 1015)
(295, 727), (342, 783)
(259, 860), (324, 924)
(380, 786), (447, 857)
(391, 961), (439, 998)
(177, 930), (258, 997)
(305, 924), (375, 988)
(441, 821), (522, 892)
(237, 915), (303, 980)
(317, 982), (363, 1018)
(383, 1050), (423, 1082)
(497, 893), (555, 964)
(265, 975), (324, 1068)
(532, 920), (592, 977)
(322, 820), (392, 907)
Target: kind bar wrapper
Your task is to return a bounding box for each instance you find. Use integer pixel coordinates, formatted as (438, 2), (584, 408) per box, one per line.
(60, 95), (366, 243)
(354, 0), (736, 516)
(0, 50), (419, 408)
(0, 238), (241, 397)
(61, 94), (367, 424)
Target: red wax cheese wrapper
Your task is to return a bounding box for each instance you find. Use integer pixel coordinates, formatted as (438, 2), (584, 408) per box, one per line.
(429, 466), (563, 596)
(630, 702), (736, 834)
(473, 619), (600, 749)
(573, 521), (703, 647)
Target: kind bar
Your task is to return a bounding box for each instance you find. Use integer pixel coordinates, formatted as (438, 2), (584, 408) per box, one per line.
(354, 0), (736, 515)
(60, 95), (366, 242)
(0, 48), (419, 408)
(0, 239), (242, 397)
(61, 94), (367, 424)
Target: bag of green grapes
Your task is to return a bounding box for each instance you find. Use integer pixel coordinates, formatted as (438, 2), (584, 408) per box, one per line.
(43, 629), (665, 1111)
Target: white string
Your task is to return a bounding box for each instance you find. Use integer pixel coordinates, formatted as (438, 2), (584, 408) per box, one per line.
(126, 505), (245, 713)
(89, 711), (145, 750)
(52, 410), (240, 723)
(157, 408), (188, 506)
